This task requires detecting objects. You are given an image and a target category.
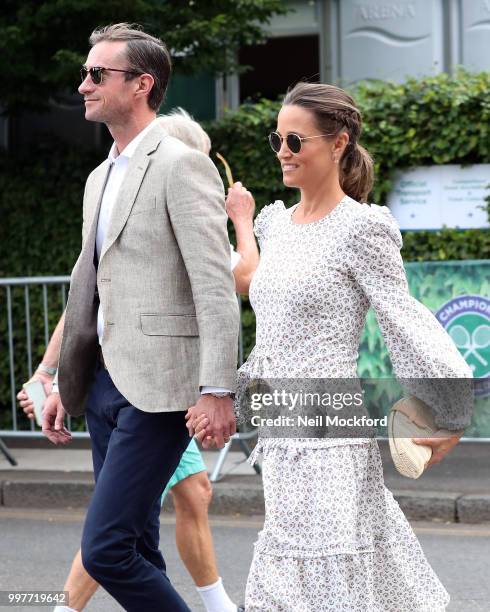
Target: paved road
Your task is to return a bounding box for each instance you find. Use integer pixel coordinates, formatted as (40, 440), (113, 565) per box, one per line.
(0, 508), (489, 611)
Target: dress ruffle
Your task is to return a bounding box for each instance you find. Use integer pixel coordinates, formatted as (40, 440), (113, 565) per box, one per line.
(245, 439), (449, 611)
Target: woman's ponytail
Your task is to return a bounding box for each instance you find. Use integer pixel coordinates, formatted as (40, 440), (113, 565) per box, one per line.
(340, 143), (373, 203)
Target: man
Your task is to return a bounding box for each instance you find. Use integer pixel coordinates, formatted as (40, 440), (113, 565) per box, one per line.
(18, 107), (258, 612)
(39, 23), (239, 611)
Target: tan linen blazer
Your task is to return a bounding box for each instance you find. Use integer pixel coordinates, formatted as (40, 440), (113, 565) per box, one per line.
(58, 124), (239, 417)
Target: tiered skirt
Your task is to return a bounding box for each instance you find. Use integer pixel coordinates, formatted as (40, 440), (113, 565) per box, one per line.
(245, 438), (449, 612)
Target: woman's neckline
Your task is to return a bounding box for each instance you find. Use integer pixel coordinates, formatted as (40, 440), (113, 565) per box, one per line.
(289, 194), (349, 226)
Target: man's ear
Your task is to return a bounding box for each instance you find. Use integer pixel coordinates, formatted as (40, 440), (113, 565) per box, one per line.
(135, 74), (154, 99)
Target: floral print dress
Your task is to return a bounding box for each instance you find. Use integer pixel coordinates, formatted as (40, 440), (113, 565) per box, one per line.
(237, 196), (472, 612)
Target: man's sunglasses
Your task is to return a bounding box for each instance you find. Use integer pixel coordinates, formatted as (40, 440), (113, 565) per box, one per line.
(80, 66), (142, 85)
(268, 131), (332, 155)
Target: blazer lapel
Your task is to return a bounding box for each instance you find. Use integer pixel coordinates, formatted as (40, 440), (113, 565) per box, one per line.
(84, 161), (112, 256)
(84, 160), (111, 242)
(98, 127), (165, 264)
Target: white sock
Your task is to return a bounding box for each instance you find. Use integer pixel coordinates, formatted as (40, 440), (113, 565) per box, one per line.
(53, 607), (77, 612)
(196, 576), (236, 612)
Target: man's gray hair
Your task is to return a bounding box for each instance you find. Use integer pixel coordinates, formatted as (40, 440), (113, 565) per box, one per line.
(157, 108), (211, 155)
(89, 23), (171, 111)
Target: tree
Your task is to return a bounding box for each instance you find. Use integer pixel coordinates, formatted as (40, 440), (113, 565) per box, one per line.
(0, 0), (287, 113)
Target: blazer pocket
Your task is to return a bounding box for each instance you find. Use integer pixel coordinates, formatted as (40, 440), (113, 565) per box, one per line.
(140, 313), (199, 336)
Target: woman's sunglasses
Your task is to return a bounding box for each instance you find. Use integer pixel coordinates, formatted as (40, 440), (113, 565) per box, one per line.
(80, 66), (142, 85)
(268, 131), (332, 155)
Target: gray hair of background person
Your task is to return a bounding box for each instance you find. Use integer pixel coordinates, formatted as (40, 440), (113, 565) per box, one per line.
(283, 82), (374, 203)
(89, 23), (172, 111)
(157, 108), (212, 155)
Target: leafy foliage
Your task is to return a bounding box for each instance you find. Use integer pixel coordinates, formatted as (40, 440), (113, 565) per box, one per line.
(354, 70), (490, 204)
(0, 0), (287, 113)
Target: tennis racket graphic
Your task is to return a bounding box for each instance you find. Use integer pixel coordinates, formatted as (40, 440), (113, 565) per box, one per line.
(449, 324), (490, 367)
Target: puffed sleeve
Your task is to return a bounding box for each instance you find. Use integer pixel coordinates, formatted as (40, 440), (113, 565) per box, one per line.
(254, 200), (285, 248)
(347, 205), (473, 430)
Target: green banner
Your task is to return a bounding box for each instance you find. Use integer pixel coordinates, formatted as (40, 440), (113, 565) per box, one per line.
(358, 260), (490, 437)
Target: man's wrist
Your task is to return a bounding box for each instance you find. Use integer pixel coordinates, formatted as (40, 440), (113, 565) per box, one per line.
(208, 391), (233, 399)
(201, 386), (233, 399)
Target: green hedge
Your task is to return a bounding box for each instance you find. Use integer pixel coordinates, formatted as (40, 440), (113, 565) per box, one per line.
(0, 142), (98, 278)
(206, 70), (490, 262)
(0, 142), (98, 428)
(1, 70), (489, 428)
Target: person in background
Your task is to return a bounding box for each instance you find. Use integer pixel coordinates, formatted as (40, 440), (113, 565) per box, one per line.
(18, 107), (253, 612)
(157, 108), (259, 293)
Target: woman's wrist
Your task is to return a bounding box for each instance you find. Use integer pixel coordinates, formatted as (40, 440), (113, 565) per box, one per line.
(234, 221), (255, 239)
(36, 363), (57, 377)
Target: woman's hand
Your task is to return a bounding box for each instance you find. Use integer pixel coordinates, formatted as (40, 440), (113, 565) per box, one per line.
(191, 413), (223, 450)
(226, 182), (255, 227)
(412, 429), (464, 467)
(186, 410), (224, 449)
(225, 182), (260, 294)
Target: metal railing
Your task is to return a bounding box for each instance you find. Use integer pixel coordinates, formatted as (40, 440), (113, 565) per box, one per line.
(1, 276), (72, 438)
(0, 276), (250, 439)
(0, 276), (259, 477)
(2, 273), (487, 475)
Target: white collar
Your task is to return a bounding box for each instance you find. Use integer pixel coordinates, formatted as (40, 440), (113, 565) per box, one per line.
(107, 117), (159, 163)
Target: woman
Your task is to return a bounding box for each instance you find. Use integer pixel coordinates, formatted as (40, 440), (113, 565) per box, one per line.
(193, 82), (472, 611)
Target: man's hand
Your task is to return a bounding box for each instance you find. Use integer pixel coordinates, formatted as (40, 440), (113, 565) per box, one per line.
(186, 395), (236, 449)
(17, 371), (54, 420)
(226, 182), (255, 226)
(413, 429), (464, 468)
(42, 393), (72, 445)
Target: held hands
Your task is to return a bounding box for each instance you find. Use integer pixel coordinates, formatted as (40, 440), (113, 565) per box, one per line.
(188, 413), (230, 450)
(186, 395), (236, 449)
(226, 182), (255, 226)
(412, 429), (464, 468)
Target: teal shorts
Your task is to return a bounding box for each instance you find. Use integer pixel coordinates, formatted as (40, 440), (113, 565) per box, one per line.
(161, 437), (207, 502)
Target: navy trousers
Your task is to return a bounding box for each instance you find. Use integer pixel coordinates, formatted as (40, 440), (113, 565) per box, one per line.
(81, 362), (192, 611)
